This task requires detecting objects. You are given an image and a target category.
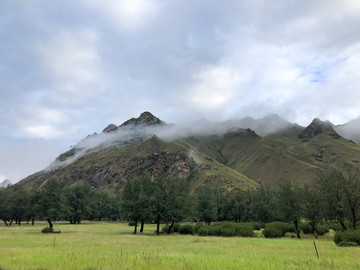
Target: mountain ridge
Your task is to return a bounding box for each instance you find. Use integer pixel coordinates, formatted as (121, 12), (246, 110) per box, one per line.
(17, 112), (360, 193)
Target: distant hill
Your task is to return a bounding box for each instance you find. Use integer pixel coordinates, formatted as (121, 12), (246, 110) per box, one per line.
(335, 117), (360, 143)
(18, 112), (360, 193)
(0, 179), (12, 188)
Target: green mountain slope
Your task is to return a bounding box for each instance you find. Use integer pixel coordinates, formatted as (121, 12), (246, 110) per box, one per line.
(18, 113), (360, 193)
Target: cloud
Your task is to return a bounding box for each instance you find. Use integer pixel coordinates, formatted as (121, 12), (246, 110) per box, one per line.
(86, 0), (160, 30)
(1, 0), (360, 182)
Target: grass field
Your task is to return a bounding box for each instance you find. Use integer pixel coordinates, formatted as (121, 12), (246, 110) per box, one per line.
(1, 222), (360, 269)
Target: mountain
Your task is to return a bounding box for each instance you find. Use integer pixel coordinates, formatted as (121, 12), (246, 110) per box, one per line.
(335, 117), (360, 143)
(18, 113), (360, 193)
(0, 179), (12, 188)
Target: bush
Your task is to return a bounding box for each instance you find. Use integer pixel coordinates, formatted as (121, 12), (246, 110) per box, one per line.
(316, 225), (330, 236)
(194, 223), (205, 233)
(338, 241), (358, 247)
(300, 223), (312, 234)
(250, 222), (262, 231)
(220, 228), (236, 237)
(128, 221), (136, 226)
(161, 225), (170, 234)
(179, 224), (194, 235)
(197, 227), (209, 236)
(262, 222), (292, 238)
(236, 223), (255, 237)
(41, 227), (54, 234)
(334, 230), (360, 246)
(173, 223), (181, 233)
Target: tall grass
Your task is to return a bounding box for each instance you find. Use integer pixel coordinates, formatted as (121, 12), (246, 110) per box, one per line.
(1, 222), (360, 269)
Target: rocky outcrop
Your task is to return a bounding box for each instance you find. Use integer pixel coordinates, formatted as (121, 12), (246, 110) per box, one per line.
(225, 128), (258, 139)
(120, 112), (164, 127)
(298, 118), (340, 141)
(102, 124), (118, 133)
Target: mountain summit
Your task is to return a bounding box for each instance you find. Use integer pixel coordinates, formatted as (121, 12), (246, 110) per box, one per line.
(120, 111), (164, 127)
(298, 118), (339, 141)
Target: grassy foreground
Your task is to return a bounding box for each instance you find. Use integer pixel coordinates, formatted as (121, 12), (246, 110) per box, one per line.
(1, 222), (360, 270)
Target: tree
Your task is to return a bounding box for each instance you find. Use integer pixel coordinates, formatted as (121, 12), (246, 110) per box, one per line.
(342, 171), (360, 230)
(121, 176), (143, 234)
(163, 178), (189, 233)
(196, 186), (216, 225)
(249, 185), (275, 223)
(34, 178), (64, 228)
(64, 185), (92, 224)
(228, 189), (251, 222)
(276, 181), (302, 238)
(317, 170), (348, 231)
(151, 177), (168, 235)
(301, 185), (323, 238)
(0, 187), (12, 226)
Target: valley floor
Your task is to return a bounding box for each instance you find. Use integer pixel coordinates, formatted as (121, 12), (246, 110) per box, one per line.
(0, 222), (359, 270)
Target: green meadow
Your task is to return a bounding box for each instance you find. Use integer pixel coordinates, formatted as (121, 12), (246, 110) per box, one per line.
(1, 222), (360, 270)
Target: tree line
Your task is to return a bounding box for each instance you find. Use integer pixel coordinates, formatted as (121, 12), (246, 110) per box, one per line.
(1, 169), (359, 238)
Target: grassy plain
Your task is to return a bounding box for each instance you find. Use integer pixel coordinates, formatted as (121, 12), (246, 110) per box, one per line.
(1, 222), (360, 270)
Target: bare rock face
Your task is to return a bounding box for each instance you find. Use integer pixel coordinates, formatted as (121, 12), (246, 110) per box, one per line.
(169, 161), (191, 179)
(298, 118), (340, 141)
(120, 111), (163, 127)
(225, 128), (258, 139)
(102, 124), (118, 133)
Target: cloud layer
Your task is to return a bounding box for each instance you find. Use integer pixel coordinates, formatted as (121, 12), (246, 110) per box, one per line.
(1, 0), (360, 182)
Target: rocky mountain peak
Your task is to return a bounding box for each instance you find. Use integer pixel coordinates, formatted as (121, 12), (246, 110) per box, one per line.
(298, 118), (339, 141)
(102, 124), (118, 133)
(225, 128), (258, 139)
(120, 111), (163, 127)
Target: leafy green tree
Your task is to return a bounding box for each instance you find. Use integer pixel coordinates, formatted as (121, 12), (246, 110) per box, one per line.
(317, 170), (348, 231)
(228, 189), (251, 222)
(301, 185), (323, 238)
(163, 178), (189, 233)
(196, 186), (216, 225)
(34, 178), (65, 228)
(151, 177), (169, 235)
(0, 187), (12, 226)
(342, 171), (360, 230)
(10, 186), (30, 226)
(276, 181), (302, 238)
(64, 185), (92, 224)
(249, 185), (275, 223)
(121, 176), (143, 234)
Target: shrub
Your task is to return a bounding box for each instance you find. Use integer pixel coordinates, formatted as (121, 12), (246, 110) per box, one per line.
(128, 221), (136, 226)
(334, 230), (360, 246)
(161, 225), (170, 234)
(236, 223), (255, 237)
(300, 223), (312, 234)
(338, 241), (358, 247)
(41, 227), (54, 234)
(198, 227), (209, 236)
(316, 225), (330, 236)
(173, 223), (181, 233)
(179, 224), (194, 235)
(220, 228), (236, 237)
(250, 222), (262, 231)
(262, 227), (283, 238)
(194, 223), (205, 233)
(262, 222), (292, 238)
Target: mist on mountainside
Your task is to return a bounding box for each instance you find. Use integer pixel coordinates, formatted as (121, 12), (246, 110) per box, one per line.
(44, 112), (360, 173)
(335, 118), (360, 143)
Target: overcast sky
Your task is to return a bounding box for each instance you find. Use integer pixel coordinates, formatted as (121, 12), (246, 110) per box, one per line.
(1, 0), (360, 183)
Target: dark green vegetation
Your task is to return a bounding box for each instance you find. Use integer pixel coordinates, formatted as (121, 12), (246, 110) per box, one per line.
(17, 112), (360, 193)
(2, 169), (360, 246)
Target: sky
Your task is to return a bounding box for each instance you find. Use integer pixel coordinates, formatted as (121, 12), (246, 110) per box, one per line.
(1, 0), (360, 183)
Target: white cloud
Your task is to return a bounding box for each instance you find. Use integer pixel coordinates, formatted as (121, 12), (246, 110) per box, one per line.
(187, 66), (244, 110)
(87, 0), (160, 30)
(37, 29), (101, 101)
